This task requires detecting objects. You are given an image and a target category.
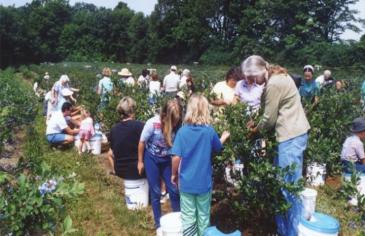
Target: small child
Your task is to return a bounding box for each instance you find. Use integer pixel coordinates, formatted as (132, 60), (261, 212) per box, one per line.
(171, 94), (230, 236)
(341, 117), (365, 173)
(78, 109), (95, 154)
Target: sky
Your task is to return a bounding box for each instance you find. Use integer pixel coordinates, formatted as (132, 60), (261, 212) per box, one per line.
(1, 0), (364, 40)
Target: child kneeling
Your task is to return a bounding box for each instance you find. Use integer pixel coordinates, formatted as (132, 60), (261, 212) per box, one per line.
(171, 94), (230, 236)
(341, 117), (365, 173)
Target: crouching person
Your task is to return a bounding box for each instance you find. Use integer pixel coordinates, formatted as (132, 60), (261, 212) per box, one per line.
(46, 102), (79, 145)
(341, 117), (365, 173)
(171, 94), (230, 236)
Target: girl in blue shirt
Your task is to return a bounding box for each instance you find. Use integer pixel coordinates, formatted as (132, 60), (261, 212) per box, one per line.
(171, 94), (230, 236)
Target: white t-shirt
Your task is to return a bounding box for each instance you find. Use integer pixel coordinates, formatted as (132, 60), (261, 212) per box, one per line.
(315, 75), (325, 87)
(211, 81), (236, 104)
(163, 72), (180, 92)
(179, 75), (188, 89)
(46, 111), (68, 135)
(138, 75), (149, 87)
(120, 77), (135, 86)
(149, 80), (161, 96)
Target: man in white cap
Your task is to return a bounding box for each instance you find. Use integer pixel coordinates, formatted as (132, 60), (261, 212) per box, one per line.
(163, 65), (180, 96)
(315, 70), (334, 88)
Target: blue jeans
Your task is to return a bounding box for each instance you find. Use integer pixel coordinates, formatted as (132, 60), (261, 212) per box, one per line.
(342, 160), (365, 174)
(144, 150), (180, 228)
(275, 133), (308, 236)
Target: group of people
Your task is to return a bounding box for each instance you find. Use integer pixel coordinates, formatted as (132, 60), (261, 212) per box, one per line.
(39, 57), (364, 236)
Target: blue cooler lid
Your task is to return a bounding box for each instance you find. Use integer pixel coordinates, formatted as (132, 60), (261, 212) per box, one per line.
(300, 212), (340, 234)
(204, 226), (241, 236)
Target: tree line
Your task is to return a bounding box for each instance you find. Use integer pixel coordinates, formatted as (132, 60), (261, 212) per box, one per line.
(1, 0), (365, 68)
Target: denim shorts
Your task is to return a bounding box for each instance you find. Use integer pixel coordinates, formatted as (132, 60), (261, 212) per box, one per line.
(47, 133), (67, 144)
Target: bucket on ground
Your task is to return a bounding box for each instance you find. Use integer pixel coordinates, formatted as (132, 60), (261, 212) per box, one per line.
(124, 179), (149, 210)
(343, 172), (365, 206)
(160, 212), (182, 236)
(90, 133), (102, 155)
(300, 188), (318, 220)
(204, 226), (241, 236)
(298, 212), (340, 236)
(306, 162), (326, 186)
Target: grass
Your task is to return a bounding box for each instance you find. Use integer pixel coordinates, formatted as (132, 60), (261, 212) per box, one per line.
(33, 112), (154, 236)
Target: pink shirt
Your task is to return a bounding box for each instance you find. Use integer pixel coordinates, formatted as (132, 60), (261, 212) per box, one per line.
(80, 117), (95, 136)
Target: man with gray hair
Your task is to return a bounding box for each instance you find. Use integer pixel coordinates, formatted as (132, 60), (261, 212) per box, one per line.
(316, 69), (334, 88)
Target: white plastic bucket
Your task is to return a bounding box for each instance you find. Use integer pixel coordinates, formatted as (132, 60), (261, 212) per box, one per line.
(298, 212), (339, 236)
(300, 188), (318, 220)
(306, 163), (326, 186)
(124, 179), (149, 210)
(160, 212), (182, 236)
(90, 133), (102, 155)
(343, 172), (365, 206)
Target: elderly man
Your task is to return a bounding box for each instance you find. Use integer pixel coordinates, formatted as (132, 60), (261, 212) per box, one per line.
(163, 65), (180, 96)
(315, 70), (334, 88)
(46, 102), (79, 145)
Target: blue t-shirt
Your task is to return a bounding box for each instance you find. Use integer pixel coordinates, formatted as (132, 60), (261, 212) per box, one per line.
(299, 80), (320, 101)
(140, 115), (173, 158)
(361, 81), (365, 100)
(171, 124), (222, 194)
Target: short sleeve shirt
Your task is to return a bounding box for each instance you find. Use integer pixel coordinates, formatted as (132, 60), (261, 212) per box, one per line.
(140, 115), (173, 157)
(98, 77), (113, 101)
(46, 111), (68, 135)
(171, 125), (222, 194)
(211, 81), (235, 104)
(163, 73), (180, 92)
(299, 80), (320, 102)
(341, 135), (365, 163)
(235, 80), (264, 110)
(109, 120), (145, 179)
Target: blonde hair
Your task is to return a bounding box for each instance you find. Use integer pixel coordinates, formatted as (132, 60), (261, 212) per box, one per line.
(102, 67), (112, 77)
(184, 94), (211, 125)
(241, 55), (269, 78)
(81, 108), (91, 120)
(160, 100), (181, 147)
(116, 96), (136, 120)
(268, 64), (288, 76)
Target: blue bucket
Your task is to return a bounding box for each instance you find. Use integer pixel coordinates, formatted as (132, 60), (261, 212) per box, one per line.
(204, 226), (241, 236)
(299, 212), (340, 235)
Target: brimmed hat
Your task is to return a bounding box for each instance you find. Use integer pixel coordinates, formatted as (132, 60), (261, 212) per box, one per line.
(170, 65), (177, 71)
(61, 88), (73, 97)
(324, 70), (331, 77)
(351, 117), (365, 133)
(118, 68), (132, 77)
(182, 69), (190, 76)
(60, 74), (70, 83)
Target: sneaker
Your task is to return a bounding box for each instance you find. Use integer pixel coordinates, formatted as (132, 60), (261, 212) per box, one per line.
(160, 192), (168, 203)
(156, 227), (163, 236)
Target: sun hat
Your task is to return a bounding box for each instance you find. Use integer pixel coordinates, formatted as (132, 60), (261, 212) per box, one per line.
(351, 117), (365, 133)
(303, 65), (314, 73)
(60, 74), (70, 82)
(182, 69), (190, 76)
(170, 65), (177, 71)
(61, 88), (73, 97)
(118, 68), (132, 77)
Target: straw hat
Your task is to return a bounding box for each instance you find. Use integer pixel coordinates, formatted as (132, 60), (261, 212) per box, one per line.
(118, 68), (132, 77)
(176, 91), (186, 101)
(61, 88), (73, 97)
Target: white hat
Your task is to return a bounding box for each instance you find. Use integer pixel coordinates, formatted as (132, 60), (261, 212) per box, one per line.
(170, 65), (177, 71)
(182, 69), (190, 76)
(118, 68), (132, 77)
(60, 74), (70, 82)
(61, 88), (73, 97)
(303, 65), (314, 72)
